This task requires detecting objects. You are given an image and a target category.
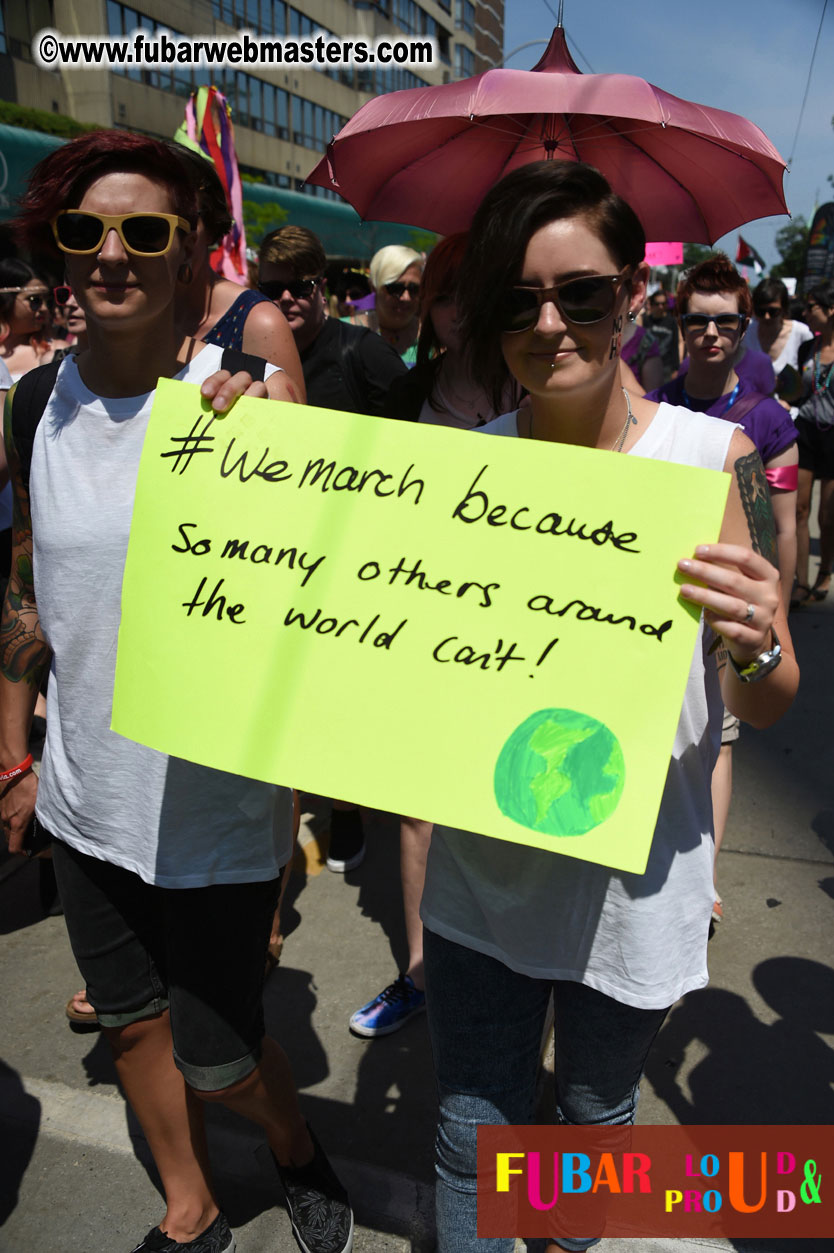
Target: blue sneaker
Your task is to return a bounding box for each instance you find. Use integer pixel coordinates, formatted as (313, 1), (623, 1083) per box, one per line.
(349, 973), (426, 1037)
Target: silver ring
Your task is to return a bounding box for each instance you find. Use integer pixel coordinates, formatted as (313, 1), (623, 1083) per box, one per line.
(744, 603), (755, 623)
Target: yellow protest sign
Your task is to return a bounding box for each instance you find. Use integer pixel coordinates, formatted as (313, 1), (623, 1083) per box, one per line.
(112, 380), (729, 874)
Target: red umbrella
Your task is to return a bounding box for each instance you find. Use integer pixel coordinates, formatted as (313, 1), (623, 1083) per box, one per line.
(307, 28), (787, 243)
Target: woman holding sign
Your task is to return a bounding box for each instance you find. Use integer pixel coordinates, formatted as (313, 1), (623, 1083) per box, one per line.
(419, 161), (798, 1252)
(0, 131), (352, 1253)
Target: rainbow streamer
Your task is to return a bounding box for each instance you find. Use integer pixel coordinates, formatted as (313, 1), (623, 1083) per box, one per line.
(175, 86), (247, 284)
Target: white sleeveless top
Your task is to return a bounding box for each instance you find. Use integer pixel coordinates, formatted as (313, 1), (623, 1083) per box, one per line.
(31, 348), (293, 887)
(421, 403), (737, 1009)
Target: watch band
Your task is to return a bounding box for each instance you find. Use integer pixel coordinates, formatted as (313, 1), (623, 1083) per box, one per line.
(728, 629), (782, 683)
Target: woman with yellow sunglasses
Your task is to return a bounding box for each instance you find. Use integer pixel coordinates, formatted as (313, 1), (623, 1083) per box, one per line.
(0, 129), (352, 1253)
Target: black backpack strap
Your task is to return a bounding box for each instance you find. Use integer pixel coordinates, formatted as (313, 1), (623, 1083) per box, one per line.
(11, 358), (63, 496)
(219, 348), (267, 382)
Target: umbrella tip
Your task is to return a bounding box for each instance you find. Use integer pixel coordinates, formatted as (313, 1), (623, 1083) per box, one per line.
(531, 27), (582, 74)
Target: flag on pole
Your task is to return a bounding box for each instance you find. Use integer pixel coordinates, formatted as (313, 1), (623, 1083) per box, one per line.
(175, 86), (247, 284)
(736, 235), (765, 274)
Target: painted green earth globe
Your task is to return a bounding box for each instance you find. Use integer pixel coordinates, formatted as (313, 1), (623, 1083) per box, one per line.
(494, 708), (625, 837)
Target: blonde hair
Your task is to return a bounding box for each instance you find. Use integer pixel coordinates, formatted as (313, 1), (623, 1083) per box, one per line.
(369, 245), (423, 292)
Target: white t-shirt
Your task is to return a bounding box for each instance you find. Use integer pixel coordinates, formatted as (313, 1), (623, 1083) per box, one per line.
(31, 346), (293, 887)
(746, 319), (814, 375)
(420, 403), (737, 1010)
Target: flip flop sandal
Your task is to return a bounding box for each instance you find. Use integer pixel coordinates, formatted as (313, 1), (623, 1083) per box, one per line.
(790, 584), (812, 609)
(65, 992), (99, 1025)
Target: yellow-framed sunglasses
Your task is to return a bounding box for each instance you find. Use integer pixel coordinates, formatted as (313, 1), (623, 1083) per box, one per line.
(51, 210), (191, 257)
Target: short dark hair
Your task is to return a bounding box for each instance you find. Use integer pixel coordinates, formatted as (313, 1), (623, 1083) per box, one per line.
(165, 142), (232, 246)
(805, 279), (834, 311)
(14, 130), (198, 258)
(752, 277), (788, 315)
(457, 160), (645, 411)
(676, 253), (752, 319)
(259, 225), (326, 277)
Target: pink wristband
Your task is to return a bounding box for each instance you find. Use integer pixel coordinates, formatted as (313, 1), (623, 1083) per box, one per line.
(766, 464), (798, 492)
(0, 753), (33, 783)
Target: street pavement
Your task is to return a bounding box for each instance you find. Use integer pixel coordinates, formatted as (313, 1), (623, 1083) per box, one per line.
(1, 561), (832, 1252)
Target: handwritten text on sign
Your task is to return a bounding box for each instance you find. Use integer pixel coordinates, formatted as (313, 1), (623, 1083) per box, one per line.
(112, 382), (729, 873)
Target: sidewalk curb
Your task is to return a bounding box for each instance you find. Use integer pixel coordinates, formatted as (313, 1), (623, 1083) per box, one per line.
(0, 1070), (437, 1251)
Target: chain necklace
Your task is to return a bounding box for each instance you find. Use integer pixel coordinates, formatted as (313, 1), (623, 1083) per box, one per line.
(814, 347), (834, 393)
(526, 387), (637, 451)
(612, 387), (638, 452)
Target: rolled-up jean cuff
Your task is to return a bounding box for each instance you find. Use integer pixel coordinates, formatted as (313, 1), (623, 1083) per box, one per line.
(97, 997), (169, 1029)
(175, 1040), (262, 1091)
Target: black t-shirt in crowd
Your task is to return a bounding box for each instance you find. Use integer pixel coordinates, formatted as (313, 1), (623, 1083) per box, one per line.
(301, 316), (407, 416)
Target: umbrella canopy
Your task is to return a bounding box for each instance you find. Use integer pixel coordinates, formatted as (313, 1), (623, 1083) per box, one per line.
(307, 28), (788, 243)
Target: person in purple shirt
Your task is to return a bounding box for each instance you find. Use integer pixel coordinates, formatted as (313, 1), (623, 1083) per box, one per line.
(646, 254), (797, 926)
(678, 344), (776, 396)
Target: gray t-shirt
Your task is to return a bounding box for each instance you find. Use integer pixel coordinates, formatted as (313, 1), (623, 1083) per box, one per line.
(31, 347), (293, 887)
(421, 403), (737, 1009)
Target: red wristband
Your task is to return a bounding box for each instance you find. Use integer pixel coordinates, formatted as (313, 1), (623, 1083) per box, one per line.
(0, 753), (33, 783)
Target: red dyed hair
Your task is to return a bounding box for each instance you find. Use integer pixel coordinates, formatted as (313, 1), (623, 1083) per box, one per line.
(676, 252), (752, 319)
(415, 232), (469, 372)
(15, 130), (198, 257)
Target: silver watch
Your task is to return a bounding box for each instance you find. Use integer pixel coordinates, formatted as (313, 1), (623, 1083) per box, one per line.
(728, 629), (782, 683)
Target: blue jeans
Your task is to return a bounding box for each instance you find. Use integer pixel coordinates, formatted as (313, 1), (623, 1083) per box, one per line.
(423, 928), (669, 1253)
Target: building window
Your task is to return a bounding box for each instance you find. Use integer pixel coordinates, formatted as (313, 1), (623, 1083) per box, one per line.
(455, 0), (475, 35)
(455, 43), (474, 78)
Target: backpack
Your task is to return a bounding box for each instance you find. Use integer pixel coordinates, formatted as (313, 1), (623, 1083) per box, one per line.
(11, 348), (268, 494)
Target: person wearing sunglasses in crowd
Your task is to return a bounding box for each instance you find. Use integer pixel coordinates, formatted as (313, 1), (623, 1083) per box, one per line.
(746, 277), (813, 407)
(417, 161), (797, 1253)
(340, 235), (521, 1041)
(0, 130), (353, 1253)
(639, 287), (680, 379)
(0, 257), (69, 382)
(793, 280), (834, 606)
(256, 223), (408, 950)
(344, 245), (423, 364)
(646, 256), (797, 925)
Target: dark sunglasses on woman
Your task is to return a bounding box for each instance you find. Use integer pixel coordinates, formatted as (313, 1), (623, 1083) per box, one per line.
(258, 277), (321, 301)
(53, 285), (73, 307)
(51, 210), (191, 257)
(383, 280), (421, 299)
(502, 271), (630, 333)
(680, 312), (747, 335)
(0, 287), (53, 312)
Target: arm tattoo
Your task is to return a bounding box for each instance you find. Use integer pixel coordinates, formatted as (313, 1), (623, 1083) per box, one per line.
(0, 388), (51, 689)
(734, 450), (778, 567)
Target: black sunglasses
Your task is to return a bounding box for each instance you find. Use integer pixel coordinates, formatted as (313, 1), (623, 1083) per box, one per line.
(384, 280), (421, 299)
(502, 272), (629, 333)
(755, 306), (783, 320)
(680, 312), (747, 335)
(258, 277), (321, 301)
(53, 285), (73, 307)
(20, 291), (53, 312)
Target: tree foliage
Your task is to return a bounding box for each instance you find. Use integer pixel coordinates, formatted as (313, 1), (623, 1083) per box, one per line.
(0, 101), (98, 139)
(682, 243), (713, 269)
(242, 200), (289, 250)
(770, 221), (809, 280)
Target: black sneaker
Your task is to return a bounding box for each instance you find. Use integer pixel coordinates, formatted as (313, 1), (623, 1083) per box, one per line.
(263, 1124), (354, 1253)
(326, 808), (365, 873)
(130, 1212), (235, 1252)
